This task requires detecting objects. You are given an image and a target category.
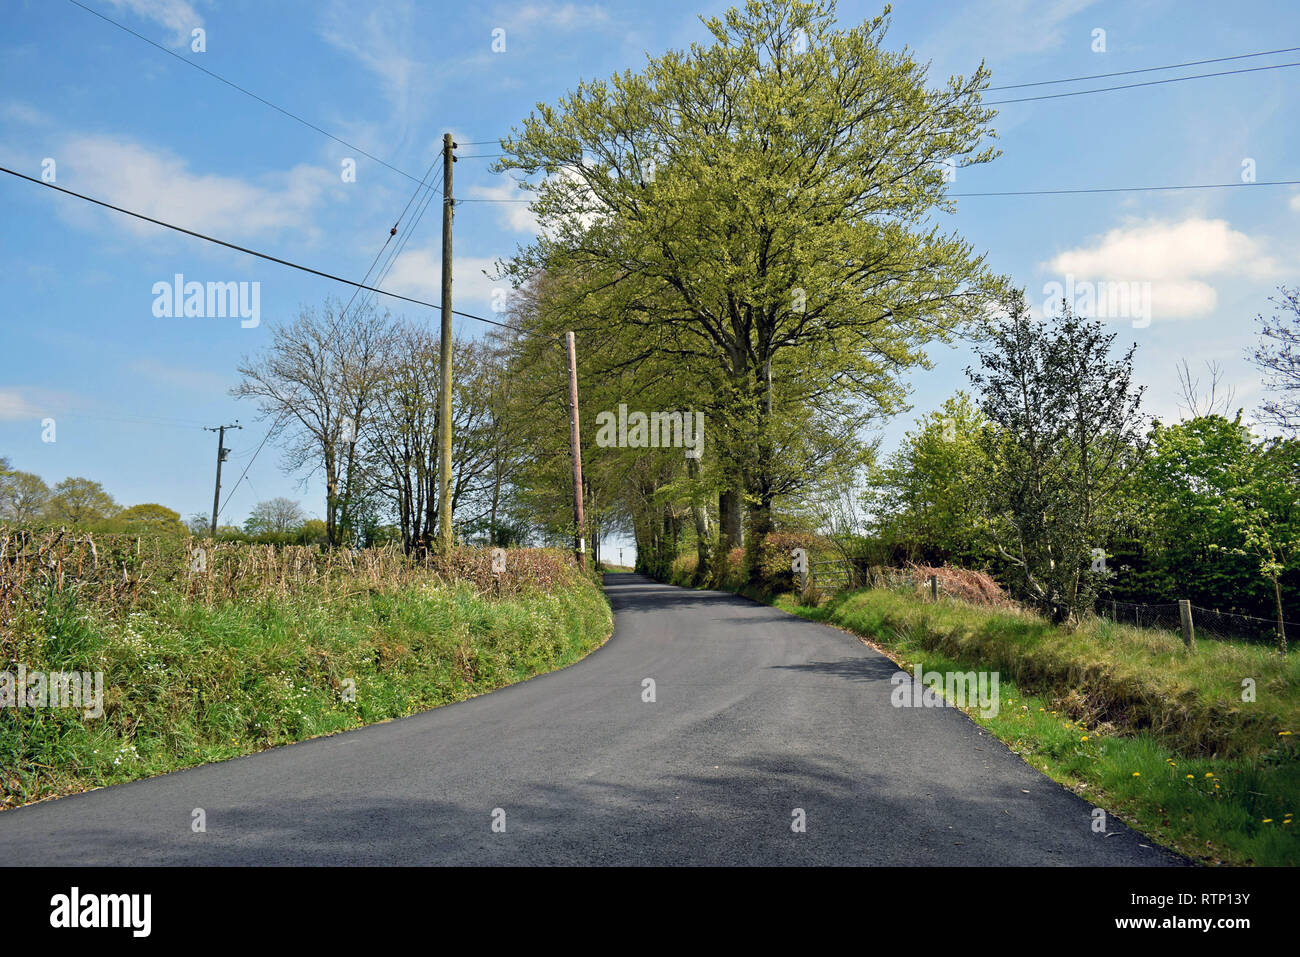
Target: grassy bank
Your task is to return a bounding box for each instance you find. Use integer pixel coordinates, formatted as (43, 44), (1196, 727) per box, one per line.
(777, 587), (1298, 866)
(1, 533), (611, 809)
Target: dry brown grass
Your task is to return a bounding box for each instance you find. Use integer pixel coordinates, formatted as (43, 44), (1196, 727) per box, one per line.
(903, 563), (1015, 608)
(0, 526), (583, 628)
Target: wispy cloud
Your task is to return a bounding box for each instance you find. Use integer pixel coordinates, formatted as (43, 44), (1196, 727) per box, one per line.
(467, 180), (538, 234)
(509, 3), (612, 30)
(0, 100), (50, 127)
(128, 358), (231, 394)
(103, 0), (204, 49)
(319, 0), (432, 118)
(922, 0), (1099, 67)
(382, 249), (507, 307)
(0, 389), (44, 421)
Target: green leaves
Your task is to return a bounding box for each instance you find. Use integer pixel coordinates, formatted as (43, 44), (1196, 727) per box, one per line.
(495, 1), (1005, 570)
(966, 294), (1146, 621)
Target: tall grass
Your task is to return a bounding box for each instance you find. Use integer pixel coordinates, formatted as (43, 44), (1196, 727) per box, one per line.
(1, 529), (611, 809)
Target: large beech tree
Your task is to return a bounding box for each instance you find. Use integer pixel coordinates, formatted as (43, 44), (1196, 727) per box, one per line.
(497, 0), (1004, 584)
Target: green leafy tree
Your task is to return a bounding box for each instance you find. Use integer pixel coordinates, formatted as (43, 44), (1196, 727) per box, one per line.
(43, 477), (119, 527)
(868, 392), (995, 565)
(0, 466), (51, 524)
(967, 294), (1146, 622)
(108, 503), (187, 536)
(498, 0), (1004, 586)
(1225, 437), (1300, 651)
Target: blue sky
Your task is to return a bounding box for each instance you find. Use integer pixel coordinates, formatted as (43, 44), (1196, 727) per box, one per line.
(2, 0), (1298, 546)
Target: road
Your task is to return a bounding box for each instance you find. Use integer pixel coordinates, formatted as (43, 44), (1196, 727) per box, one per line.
(0, 574), (1184, 865)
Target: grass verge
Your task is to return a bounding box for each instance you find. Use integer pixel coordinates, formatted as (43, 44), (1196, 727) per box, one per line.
(774, 588), (1298, 866)
(2, 571), (611, 810)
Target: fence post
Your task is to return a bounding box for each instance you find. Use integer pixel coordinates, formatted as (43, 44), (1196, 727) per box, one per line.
(1178, 599), (1196, 651)
(929, 574), (937, 601)
(1110, 600), (1117, 621)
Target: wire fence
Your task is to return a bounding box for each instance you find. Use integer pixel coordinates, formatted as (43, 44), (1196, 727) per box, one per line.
(1098, 598), (1293, 648)
(807, 559), (1292, 650)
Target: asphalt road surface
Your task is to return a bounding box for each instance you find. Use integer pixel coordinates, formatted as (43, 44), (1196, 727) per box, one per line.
(0, 574), (1184, 865)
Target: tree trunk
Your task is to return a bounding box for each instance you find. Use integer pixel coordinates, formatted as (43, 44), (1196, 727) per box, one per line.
(1274, 574), (1288, 654)
(687, 457), (713, 584)
(745, 354), (776, 588)
(719, 490), (743, 549)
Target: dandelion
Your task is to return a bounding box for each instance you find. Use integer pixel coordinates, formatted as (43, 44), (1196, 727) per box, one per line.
(1132, 772), (1141, 777)
(1263, 818), (1273, 824)
(1081, 736), (1088, 741)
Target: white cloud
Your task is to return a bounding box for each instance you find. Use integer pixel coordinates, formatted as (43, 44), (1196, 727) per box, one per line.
(467, 181), (538, 233)
(1043, 217), (1283, 320)
(57, 135), (333, 241)
(1290, 193), (1300, 213)
(382, 250), (506, 307)
(104, 0), (203, 49)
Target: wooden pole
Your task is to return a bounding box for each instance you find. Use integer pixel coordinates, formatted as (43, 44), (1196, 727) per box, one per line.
(929, 574), (937, 601)
(565, 331), (586, 568)
(1178, 599), (1196, 651)
(437, 133), (455, 556)
(205, 422), (241, 535)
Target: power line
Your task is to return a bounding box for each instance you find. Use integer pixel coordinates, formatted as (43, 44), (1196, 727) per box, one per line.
(950, 179), (1300, 197)
(0, 163), (512, 330)
(986, 44), (1300, 90)
(348, 165), (444, 321)
(65, 0), (430, 188)
(337, 155), (443, 324)
(985, 59), (1300, 105)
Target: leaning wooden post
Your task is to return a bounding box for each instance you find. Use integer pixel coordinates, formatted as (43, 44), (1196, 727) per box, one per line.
(929, 574), (938, 601)
(1178, 599), (1196, 651)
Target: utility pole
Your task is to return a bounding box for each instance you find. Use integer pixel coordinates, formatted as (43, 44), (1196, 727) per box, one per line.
(204, 422), (241, 535)
(437, 132), (456, 556)
(565, 331), (586, 568)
